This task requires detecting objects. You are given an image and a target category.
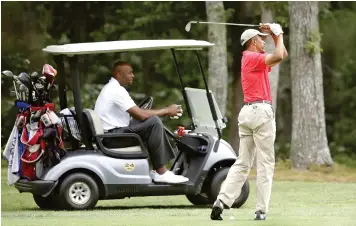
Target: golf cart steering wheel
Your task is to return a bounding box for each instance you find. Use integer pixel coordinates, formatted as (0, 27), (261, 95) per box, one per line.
(138, 96), (154, 109)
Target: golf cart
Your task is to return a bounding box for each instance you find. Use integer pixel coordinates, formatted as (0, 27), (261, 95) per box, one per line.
(12, 39), (250, 210)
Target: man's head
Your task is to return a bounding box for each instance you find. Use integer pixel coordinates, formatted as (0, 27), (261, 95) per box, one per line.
(240, 29), (269, 52)
(112, 61), (134, 86)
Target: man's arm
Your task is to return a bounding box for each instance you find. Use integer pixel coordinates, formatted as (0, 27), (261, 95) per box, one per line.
(268, 35), (288, 67)
(272, 34), (288, 58)
(265, 34), (287, 66)
(127, 104), (181, 121)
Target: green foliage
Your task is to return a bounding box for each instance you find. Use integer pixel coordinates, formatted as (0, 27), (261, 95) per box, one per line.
(333, 154), (356, 168)
(305, 31), (323, 56)
(1, 1), (356, 166)
(275, 142), (291, 161)
(262, 2), (289, 27)
(321, 7), (356, 159)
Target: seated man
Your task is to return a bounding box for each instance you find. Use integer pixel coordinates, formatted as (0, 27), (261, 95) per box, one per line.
(94, 61), (188, 184)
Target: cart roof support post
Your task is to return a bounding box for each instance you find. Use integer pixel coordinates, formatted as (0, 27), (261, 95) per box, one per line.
(194, 50), (222, 140)
(53, 55), (67, 110)
(68, 56), (89, 148)
(171, 49), (194, 127)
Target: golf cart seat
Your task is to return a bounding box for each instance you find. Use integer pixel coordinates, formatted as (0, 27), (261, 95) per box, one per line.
(82, 109), (148, 159)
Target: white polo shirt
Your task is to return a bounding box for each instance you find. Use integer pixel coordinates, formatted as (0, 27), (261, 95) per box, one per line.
(94, 78), (136, 131)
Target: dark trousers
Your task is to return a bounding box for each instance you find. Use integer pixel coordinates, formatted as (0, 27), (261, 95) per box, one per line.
(108, 116), (175, 169)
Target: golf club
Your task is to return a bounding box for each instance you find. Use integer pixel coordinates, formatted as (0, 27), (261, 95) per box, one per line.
(19, 84), (27, 101)
(185, 21), (260, 32)
(17, 72), (32, 90)
(30, 71), (40, 83)
(2, 70), (20, 99)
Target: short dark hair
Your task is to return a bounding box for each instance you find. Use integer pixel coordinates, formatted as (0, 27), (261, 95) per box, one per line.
(112, 61), (131, 76)
(112, 61), (131, 71)
(243, 39), (252, 50)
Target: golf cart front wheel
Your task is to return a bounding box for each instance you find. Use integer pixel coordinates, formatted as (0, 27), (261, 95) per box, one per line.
(210, 167), (250, 208)
(58, 173), (99, 210)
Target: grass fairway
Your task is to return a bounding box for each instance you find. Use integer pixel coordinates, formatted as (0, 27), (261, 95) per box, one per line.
(2, 166), (356, 226)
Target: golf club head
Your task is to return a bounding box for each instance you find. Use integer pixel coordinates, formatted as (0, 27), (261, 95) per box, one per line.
(1, 70), (14, 78)
(30, 72), (40, 82)
(185, 21), (196, 32)
(19, 84), (27, 91)
(17, 72), (32, 89)
(35, 82), (45, 90)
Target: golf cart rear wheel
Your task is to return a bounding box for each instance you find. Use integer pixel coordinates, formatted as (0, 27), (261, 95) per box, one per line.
(58, 173), (99, 210)
(186, 193), (213, 205)
(33, 194), (60, 210)
(210, 167), (250, 208)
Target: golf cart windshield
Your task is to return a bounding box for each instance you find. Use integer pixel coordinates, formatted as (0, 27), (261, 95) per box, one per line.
(184, 87), (226, 130)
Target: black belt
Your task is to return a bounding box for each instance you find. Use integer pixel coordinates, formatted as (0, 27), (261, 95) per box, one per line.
(107, 128), (120, 133)
(244, 100), (271, 105)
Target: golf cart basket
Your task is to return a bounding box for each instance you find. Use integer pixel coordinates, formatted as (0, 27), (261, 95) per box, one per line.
(59, 107), (82, 144)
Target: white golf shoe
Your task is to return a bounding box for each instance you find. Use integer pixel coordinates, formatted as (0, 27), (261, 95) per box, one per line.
(150, 170), (189, 184)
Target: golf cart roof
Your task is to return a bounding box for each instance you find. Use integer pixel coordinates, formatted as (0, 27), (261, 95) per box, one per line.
(42, 39), (214, 56)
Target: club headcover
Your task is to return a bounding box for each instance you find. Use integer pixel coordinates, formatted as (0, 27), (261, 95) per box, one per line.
(42, 64), (57, 85)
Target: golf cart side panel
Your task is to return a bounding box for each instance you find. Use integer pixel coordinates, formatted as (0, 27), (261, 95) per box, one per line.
(203, 139), (237, 171)
(41, 150), (152, 184)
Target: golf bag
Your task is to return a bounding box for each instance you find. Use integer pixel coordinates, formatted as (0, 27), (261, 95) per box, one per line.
(4, 101), (66, 181)
(3, 64), (66, 182)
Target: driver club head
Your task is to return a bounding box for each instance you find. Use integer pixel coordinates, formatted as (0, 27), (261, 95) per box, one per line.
(17, 72), (32, 89)
(1, 70), (14, 78)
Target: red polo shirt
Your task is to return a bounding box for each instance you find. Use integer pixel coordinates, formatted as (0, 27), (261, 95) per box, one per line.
(241, 51), (272, 103)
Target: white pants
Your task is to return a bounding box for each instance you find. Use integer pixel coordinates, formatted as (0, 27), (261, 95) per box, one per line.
(218, 103), (276, 213)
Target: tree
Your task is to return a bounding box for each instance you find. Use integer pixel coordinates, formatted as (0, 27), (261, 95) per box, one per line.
(226, 1), (255, 153)
(260, 3), (281, 110)
(288, 2), (333, 169)
(205, 1), (228, 115)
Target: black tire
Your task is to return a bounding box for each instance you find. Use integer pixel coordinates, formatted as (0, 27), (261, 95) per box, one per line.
(210, 167), (250, 208)
(58, 173), (99, 210)
(33, 194), (60, 210)
(186, 193), (213, 205)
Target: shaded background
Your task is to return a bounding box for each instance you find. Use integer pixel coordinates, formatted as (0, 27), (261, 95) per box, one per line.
(1, 1), (356, 167)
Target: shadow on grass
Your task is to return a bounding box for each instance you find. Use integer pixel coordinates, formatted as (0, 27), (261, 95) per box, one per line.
(95, 205), (212, 210)
(22, 205), (211, 211)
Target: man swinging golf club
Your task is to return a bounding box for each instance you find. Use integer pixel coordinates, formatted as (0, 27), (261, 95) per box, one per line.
(210, 23), (288, 221)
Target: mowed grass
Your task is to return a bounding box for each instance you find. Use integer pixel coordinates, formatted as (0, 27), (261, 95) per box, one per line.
(2, 163), (356, 226)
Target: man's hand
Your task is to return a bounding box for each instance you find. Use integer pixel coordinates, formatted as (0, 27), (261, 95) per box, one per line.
(166, 104), (183, 117)
(259, 23), (283, 36)
(259, 23), (273, 35)
(269, 23), (283, 36)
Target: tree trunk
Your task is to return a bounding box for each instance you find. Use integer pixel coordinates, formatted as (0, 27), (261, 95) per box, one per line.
(205, 1), (228, 116)
(260, 3), (280, 110)
(227, 2), (253, 154)
(288, 2), (333, 169)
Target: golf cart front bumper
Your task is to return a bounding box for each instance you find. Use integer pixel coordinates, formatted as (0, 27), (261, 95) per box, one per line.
(14, 179), (57, 196)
